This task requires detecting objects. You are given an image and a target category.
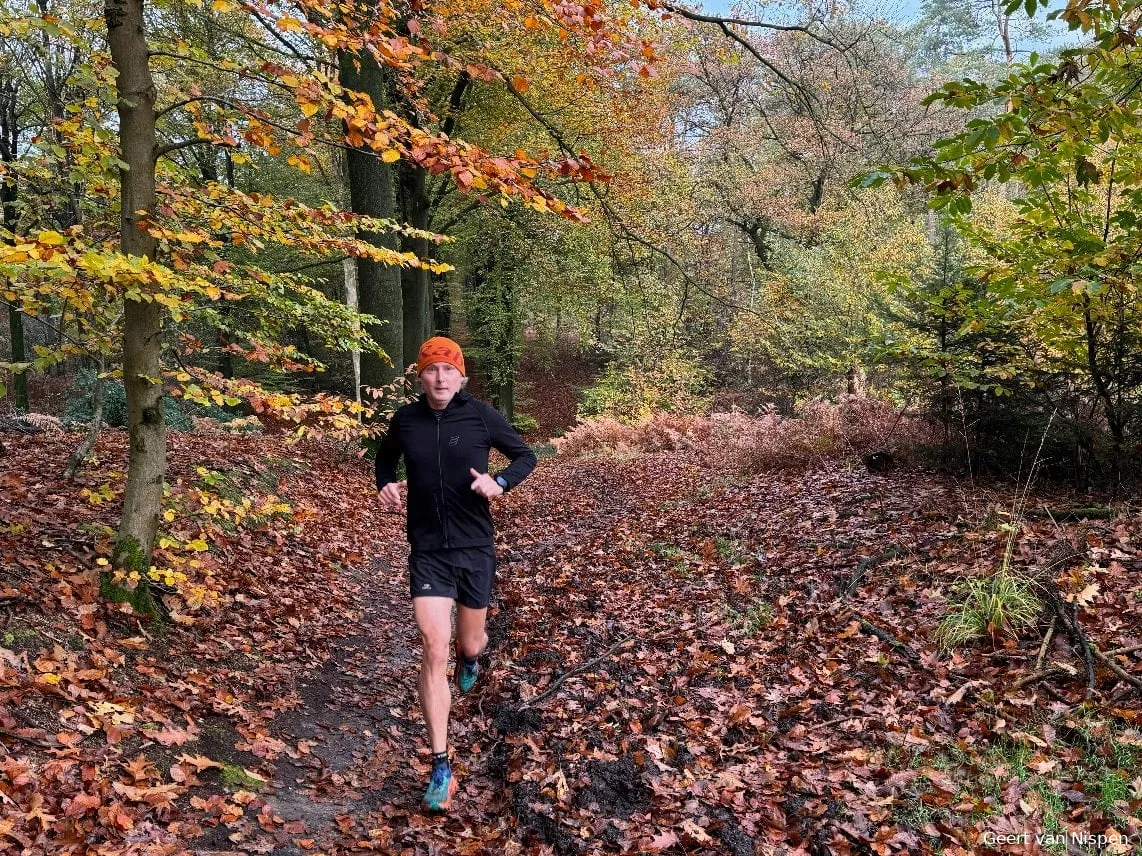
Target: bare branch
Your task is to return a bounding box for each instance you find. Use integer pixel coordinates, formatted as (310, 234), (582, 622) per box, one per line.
(501, 77), (769, 321)
(245, 6), (318, 66)
(155, 137), (224, 159)
(659, 2), (841, 50)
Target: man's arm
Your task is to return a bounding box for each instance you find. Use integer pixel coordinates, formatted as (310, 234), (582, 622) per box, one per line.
(483, 404), (537, 490)
(375, 409), (404, 490)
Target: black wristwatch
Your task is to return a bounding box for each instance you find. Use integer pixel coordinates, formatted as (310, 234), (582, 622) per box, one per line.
(495, 475), (509, 491)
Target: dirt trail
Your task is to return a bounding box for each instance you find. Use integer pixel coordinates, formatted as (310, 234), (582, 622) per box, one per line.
(191, 455), (645, 855)
(190, 554), (423, 854)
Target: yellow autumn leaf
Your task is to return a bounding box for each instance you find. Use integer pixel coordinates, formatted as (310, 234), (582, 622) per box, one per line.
(287, 155), (312, 174)
(380, 149), (400, 163)
(38, 230), (65, 246)
(299, 101), (320, 118)
(186, 538), (209, 552)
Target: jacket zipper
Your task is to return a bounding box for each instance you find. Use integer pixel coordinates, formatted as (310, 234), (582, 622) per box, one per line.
(436, 409), (450, 548)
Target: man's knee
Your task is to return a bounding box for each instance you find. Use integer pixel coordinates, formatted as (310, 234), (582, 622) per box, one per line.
(457, 627), (487, 660)
(420, 631), (451, 669)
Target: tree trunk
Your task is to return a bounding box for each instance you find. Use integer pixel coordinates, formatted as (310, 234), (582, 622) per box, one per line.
(105, 0), (162, 618)
(400, 161), (432, 367)
(5, 307), (26, 411)
(845, 363), (866, 397)
(65, 360), (104, 480)
(432, 273), (451, 336)
(0, 77), (28, 412)
(338, 49), (402, 392)
(344, 256), (362, 409)
(39, 0), (82, 229)
(499, 375), (514, 423)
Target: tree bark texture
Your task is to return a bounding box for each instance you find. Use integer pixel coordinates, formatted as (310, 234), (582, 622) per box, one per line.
(106, 0), (165, 608)
(343, 256), (362, 408)
(338, 49), (403, 391)
(399, 160), (432, 367)
(0, 77), (28, 412)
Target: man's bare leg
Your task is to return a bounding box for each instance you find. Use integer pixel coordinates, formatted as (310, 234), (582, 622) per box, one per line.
(414, 596), (454, 753)
(455, 604), (488, 661)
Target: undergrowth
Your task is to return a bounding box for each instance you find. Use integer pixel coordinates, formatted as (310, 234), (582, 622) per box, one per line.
(554, 396), (938, 470)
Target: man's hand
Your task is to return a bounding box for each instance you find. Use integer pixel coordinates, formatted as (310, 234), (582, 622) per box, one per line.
(378, 480), (406, 511)
(469, 468), (504, 499)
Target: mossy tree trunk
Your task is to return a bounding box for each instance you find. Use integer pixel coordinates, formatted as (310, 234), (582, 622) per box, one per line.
(338, 47), (402, 392)
(105, 0), (163, 617)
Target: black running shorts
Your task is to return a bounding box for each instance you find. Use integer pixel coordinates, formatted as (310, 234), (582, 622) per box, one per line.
(408, 546), (496, 609)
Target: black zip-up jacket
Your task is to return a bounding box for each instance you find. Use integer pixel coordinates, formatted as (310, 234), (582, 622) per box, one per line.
(375, 390), (537, 551)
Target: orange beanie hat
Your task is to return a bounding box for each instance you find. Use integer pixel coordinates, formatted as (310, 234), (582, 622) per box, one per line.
(416, 336), (466, 376)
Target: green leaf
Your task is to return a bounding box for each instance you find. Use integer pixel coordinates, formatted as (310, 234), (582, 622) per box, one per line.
(857, 170), (890, 189)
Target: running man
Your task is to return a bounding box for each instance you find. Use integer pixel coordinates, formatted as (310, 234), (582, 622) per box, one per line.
(375, 336), (537, 812)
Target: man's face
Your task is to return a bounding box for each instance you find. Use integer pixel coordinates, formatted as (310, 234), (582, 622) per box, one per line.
(419, 362), (463, 409)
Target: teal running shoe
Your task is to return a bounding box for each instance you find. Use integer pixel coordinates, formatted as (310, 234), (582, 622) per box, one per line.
(457, 656), (479, 693)
(421, 762), (457, 813)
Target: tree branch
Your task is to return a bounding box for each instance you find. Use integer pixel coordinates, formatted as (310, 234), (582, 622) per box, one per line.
(245, 7), (318, 65)
(154, 137), (225, 159)
(499, 75), (772, 322)
(516, 637), (633, 708)
(148, 51), (296, 97)
(659, 2), (841, 49)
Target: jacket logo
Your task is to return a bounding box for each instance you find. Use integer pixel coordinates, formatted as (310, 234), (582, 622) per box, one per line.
(449, 435), (460, 446)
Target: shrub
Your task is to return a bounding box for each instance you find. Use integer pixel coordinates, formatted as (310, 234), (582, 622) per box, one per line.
(578, 351), (711, 425)
(554, 397), (940, 470)
(511, 412), (540, 434)
(553, 412), (712, 457)
(64, 369), (246, 433)
(934, 569), (1041, 650)
(737, 396), (941, 472)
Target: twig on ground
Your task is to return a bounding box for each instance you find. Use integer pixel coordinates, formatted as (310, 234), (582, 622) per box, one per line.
(857, 619), (919, 661)
(1040, 683), (1073, 705)
(842, 546), (904, 599)
(1011, 666), (1073, 690)
(0, 728), (57, 749)
(1035, 615), (1057, 672)
(516, 636), (633, 709)
(1040, 586), (1097, 698)
(1094, 647), (1142, 693)
(806, 716), (858, 732)
(1104, 643), (1142, 657)
(1027, 506), (1119, 521)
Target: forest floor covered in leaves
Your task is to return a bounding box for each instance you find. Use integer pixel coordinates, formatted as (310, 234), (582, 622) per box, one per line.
(1, 429), (1141, 855)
